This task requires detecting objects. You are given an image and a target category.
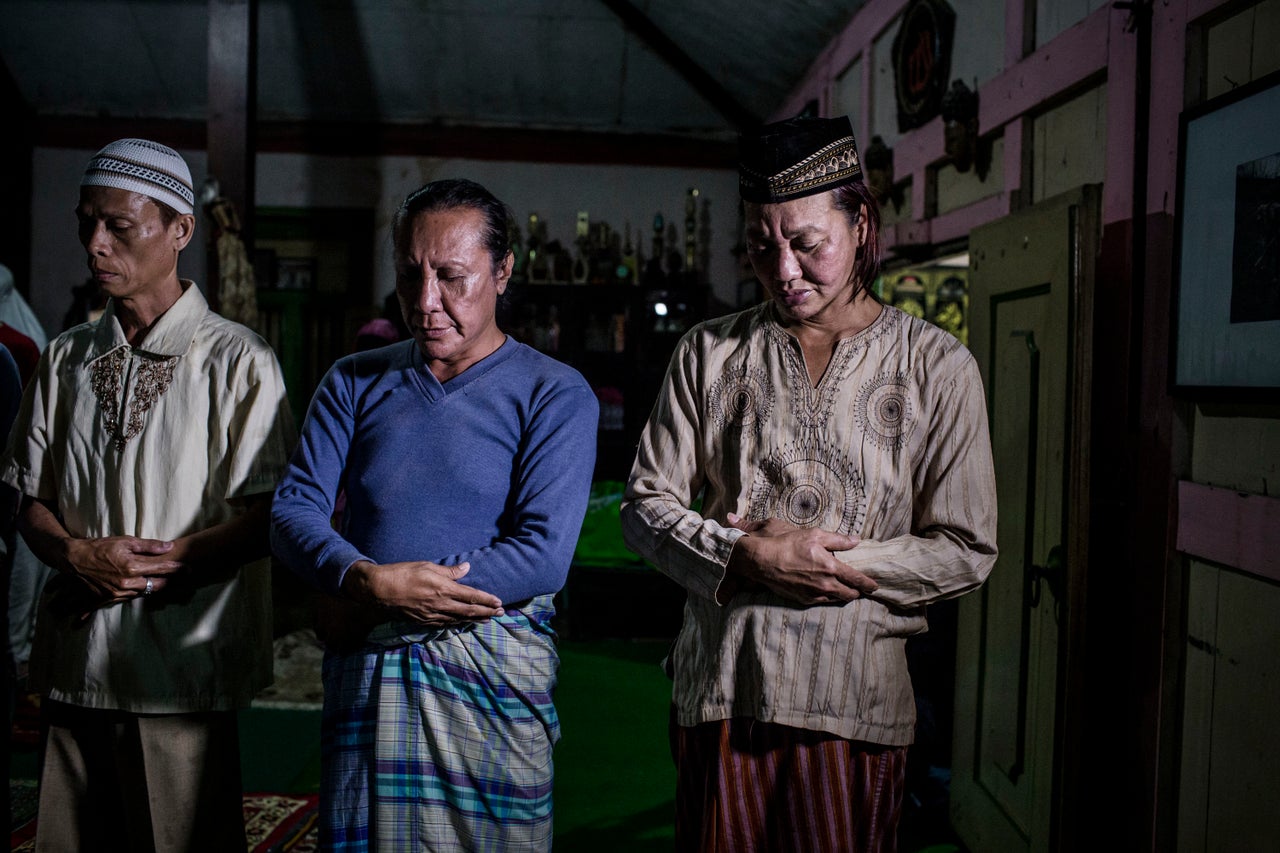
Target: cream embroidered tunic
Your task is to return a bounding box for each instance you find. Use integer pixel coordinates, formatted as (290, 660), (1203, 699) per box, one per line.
(620, 303), (997, 745)
(0, 283), (295, 713)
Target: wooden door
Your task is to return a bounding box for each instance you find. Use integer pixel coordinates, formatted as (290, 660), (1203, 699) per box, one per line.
(950, 186), (1097, 853)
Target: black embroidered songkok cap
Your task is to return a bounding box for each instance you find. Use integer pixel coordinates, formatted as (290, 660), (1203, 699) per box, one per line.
(738, 115), (863, 204)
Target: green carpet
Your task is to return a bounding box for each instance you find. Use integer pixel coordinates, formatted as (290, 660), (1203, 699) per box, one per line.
(239, 707), (323, 794)
(235, 638), (677, 850)
(552, 639), (676, 851)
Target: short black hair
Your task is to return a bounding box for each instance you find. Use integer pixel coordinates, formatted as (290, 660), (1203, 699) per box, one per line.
(392, 179), (513, 273)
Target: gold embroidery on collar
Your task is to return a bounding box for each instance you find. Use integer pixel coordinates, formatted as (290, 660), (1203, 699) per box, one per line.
(90, 348), (179, 450)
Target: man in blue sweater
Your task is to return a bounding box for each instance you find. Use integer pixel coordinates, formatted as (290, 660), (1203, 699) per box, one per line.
(271, 179), (599, 851)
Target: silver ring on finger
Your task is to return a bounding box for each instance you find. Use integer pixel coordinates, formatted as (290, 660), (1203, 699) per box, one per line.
(143, 577), (154, 597)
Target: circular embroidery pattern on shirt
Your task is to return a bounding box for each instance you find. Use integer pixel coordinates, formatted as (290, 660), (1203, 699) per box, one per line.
(780, 481), (826, 525)
(709, 367), (774, 431)
(749, 442), (866, 534)
(854, 372), (915, 452)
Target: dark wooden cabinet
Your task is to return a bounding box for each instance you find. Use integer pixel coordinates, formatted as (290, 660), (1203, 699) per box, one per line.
(500, 277), (705, 483)
(252, 207), (378, 423)
(502, 277), (706, 640)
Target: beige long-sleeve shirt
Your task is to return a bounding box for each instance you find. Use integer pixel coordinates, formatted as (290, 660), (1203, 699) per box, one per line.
(621, 302), (997, 745)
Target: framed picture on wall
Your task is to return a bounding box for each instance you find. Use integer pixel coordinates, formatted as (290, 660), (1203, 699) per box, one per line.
(1173, 70), (1280, 399)
(275, 256), (317, 291)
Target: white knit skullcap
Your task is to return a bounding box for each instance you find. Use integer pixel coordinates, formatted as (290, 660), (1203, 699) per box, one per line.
(81, 138), (195, 215)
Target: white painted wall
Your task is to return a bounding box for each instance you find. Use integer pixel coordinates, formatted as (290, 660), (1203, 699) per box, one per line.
(26, 148), (740, 339)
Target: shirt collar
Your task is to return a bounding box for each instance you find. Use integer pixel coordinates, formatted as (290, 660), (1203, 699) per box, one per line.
(91, 281), (207, 359)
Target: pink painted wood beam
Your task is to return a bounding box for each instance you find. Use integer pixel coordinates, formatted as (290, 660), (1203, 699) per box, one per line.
(911, 170), (929, 221)
(1176, 481), (1280, 584)
(860, 47), (874, 150)
(1005, 0), (1026, 68)
(891, 7), (1115, 181)
(931, 193), (1009, 244)
(892, 113), (945, 179)
(884, 217), (931, 249)
(882, 111), (946, 218)
(1004, 115), (1026, 207)
(1147, 1), (1190, 217)
(979, 5), (1110, 131)
(789, 0), (1236, 223)
(835, 0), (902, 59)
(1102, 9), (1137, 226)
(882, 192), (1010, 253)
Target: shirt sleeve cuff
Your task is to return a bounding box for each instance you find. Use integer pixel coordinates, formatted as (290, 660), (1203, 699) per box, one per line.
(323, 545), (373, 596)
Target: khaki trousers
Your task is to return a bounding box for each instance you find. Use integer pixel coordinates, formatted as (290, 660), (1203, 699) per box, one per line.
(37, 700), (247, 853)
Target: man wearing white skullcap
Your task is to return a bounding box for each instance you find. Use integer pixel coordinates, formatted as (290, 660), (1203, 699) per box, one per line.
(81, 137), (198, 216)
(0, 139), (297, 851)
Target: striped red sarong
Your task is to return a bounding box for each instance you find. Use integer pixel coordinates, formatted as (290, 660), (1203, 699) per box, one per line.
(671, 709), (907, 853)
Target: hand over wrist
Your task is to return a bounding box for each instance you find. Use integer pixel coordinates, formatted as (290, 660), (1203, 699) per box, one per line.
(59, 535), (86, 576)
(341, 560), (380, 604)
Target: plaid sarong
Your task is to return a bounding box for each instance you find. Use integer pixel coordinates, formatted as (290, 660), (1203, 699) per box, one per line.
(320, 596), (560, 852)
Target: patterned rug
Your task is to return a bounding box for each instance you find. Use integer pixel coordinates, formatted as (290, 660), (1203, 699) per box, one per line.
(9, 783), (319, 852)
(7, 781), (37, 851)
(243, 792), (321, 851)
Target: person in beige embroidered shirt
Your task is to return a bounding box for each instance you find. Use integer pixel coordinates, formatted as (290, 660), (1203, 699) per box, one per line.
(0, 139), (295, 852)
(621, 116), (998, 852)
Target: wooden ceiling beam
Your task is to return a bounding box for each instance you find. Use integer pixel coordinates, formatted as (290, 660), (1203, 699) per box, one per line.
(33, 118), (207, 152)
(207, 0), (258, 251)
(32, 117), (737, 169)
(598, 0), (758, 131)
(253, 121), (738, 167)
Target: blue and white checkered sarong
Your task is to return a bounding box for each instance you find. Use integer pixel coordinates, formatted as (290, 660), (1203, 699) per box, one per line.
(319, 596), (561, 852)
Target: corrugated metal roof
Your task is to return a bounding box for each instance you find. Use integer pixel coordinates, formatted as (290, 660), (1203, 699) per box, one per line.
(0, 0), (869, 137)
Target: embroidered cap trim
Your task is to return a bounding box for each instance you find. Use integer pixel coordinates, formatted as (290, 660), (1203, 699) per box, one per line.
(740, 136), (862, 203)
(81, 138), (195, 215)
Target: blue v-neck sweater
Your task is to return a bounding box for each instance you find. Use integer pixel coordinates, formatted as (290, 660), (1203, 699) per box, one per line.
(270, 337), (599, 604)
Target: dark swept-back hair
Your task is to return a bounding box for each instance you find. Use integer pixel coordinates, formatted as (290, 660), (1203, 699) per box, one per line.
(830, 180), (883, 298)
(391, 178), (513, 272)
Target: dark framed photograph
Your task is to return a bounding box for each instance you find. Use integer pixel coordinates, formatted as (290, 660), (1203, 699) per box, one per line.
(1173, 71), (1280, 399)
(276, 256), (317, 291)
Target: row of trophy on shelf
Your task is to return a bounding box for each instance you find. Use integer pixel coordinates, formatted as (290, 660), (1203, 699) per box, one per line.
(510, 188), (710, 288)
